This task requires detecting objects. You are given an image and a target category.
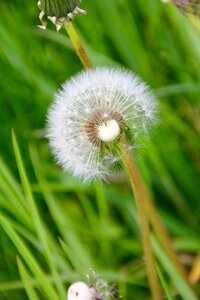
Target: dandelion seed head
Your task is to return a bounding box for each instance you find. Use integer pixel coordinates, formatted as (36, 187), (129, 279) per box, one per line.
(47, 67), (157, 182)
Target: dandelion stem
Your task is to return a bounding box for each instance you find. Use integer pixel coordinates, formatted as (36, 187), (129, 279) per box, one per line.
(120, 135), (192, 290)
(120, 135), (161, 300)
(145, 189), (188, 280)
(65, 22), (93, 69)
(189, 253), (200, 284)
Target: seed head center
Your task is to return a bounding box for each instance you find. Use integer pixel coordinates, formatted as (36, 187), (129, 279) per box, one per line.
(84, 109), (124, 146)
(97, 119), (120, 142)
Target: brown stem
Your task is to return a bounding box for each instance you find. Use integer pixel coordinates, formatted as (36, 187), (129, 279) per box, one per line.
(120, 135), (162, 300)
(120, 136), (189, 284)
(189, 253), (200, 284)
(146, 192), (188, 280)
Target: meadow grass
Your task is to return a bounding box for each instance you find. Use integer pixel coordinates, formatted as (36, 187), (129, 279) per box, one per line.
(0, 0), (200, 299)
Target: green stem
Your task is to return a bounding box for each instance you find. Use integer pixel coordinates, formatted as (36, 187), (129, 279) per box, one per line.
(65, 22), (93, 69)
(120, 135), (162, 300)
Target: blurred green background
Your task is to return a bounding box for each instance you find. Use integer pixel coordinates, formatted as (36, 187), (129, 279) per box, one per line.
(0, 0), (200, 299)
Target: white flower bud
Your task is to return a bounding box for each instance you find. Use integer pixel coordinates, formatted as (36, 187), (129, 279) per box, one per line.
(67, 282), (93, 300)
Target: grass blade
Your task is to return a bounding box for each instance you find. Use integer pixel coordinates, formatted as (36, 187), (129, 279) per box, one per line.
(0, 213), (60, 300)
(11, 130), (65, 300)
(17, 257), (40, 300)
(152, 237), (198, 300)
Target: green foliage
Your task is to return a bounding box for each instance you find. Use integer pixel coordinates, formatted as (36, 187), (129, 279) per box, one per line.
(0, 0), (200, 299)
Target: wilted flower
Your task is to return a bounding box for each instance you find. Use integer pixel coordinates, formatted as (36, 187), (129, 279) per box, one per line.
(86, 270), (121, 300)
(38, 0), (86, 31)
(67, 271), (121, 300)
(161, 0), (200, 13)
(47, 67), (157, 182)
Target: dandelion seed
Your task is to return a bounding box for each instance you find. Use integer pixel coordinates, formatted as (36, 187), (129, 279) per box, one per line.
(47, 67), (157, 182)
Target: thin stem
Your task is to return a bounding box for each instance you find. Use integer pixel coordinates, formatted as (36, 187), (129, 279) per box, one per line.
(145, 191), (188, 280)
(65, 22), (93, 69)
(120, 136), (189, 284)
(120, 135), (162, 300)
(189, 253), (200, 284)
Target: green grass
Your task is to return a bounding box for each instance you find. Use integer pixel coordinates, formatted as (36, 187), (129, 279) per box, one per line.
(0, 0), (200, 299)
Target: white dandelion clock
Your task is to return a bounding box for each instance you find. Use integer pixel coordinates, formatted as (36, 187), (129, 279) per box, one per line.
(47, 67), (157, 182)
(67, 282), (93, 300)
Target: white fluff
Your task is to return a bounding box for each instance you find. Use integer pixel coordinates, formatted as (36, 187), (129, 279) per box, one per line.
(47, 67), (157, 182)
